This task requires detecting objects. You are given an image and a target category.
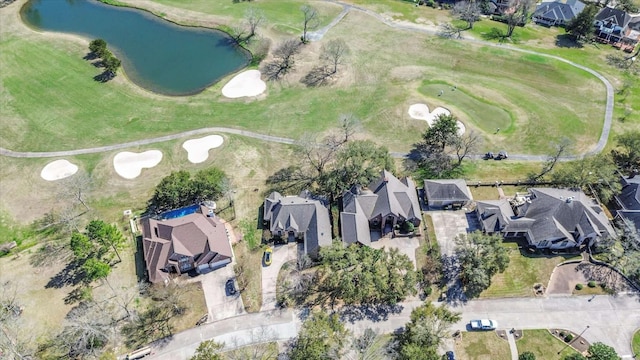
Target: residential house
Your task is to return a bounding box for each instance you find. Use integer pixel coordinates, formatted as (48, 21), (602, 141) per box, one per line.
(263, 191), (332, 257)
(423, 179), (473, 209)
(340, 170), (421, 246)
(476, 188), (615, 249)
(615, 172), (640, 232)
(141, 204), (233, 284)
(620, 15), (640, 52)
(594, 7), (631, 43)
(532, 0), (586, 27)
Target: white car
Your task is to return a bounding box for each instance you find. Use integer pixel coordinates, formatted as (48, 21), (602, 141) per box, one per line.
(470, 319), (497, 330)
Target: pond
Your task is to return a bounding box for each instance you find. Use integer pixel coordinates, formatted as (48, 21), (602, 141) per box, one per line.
(21, 0), (251, 96)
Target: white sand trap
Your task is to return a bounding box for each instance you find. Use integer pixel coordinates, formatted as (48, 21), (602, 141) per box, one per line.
(182, 135), (225, 164)
(40, 159), (78, 181)
(408, 103), (466, 135)
(113, 150), (163, 179)
(221, 70), (266, 98)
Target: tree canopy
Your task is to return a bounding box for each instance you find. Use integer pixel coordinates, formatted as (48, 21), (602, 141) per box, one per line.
(565, 4), (598, 40)
(587, 342), (621, 360)
(550, 154), (621, 203)
(288, 311), (349, 360)
(519, 352), (536, 360)
(612, 130), (640, 170)
(455, 231), (510, 298)
(395, 302), (461, 360)
(148, 168), (228, 213)
(190, 340), (224, 360)
(316, 242), (417, 306)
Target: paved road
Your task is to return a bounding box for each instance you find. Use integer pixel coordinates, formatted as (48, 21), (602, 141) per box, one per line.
(144, 294), (640, 359)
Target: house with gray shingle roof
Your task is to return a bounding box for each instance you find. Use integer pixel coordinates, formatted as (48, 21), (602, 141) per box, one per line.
(263, 191), (332, 257)
(532, 0), (586, 27)
(340, 170), (421, 245)
(141, 205), (233, 283)
(595, 6), (632, 43)
(615, 172), (640, 233)
(424, 179), (473, 209)
(476, 188), (614, 249)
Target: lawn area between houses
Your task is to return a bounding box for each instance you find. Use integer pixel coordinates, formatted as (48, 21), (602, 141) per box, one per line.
(454, 331), (511, 360)
(480, 242), (580, 298)
(516, 329), (584, 359)
(633, 330), (640, 358)
(233, 241), (263, 313)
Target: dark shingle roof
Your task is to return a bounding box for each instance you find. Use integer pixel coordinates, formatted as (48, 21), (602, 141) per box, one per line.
(595, 6), (631, 27)
(263, 191), (332, 255)
(141, 206), (232, 283)
(424, 179), (472, 203)
(533, 0), (585, 22)
(476, 199), (515, 233)
(619, 176), (640, 210)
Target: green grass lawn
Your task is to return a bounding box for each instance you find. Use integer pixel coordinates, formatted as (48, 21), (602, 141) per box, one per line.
(455, 331), (511, 360)
(516, 330), (584, 359)
(481, 242), (580, 298)
(633, 330), (640, 358)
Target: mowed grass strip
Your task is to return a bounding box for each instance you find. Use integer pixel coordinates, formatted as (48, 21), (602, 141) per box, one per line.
(633, 330), (640, 357)
(480, 242), (580, 298)
(516, 330), (583, 359)
(455, 331), (511, 360)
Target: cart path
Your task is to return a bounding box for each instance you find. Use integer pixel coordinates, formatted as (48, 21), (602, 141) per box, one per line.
(0, 2), (613, 161)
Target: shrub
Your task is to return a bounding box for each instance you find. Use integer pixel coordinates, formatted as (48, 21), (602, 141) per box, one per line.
(575, 283), (584, 290)
(564, 333), (574, 342)
(519, 352), (536, 360)
(587, 281), (597, 288)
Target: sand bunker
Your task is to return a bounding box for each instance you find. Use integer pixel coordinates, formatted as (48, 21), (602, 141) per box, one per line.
(182, 135), (224, 164)
(221, 70), (266, 98)
(408, 103), (466, 135)
(113, 150), (163, 179)
(40, 159), (78, 181)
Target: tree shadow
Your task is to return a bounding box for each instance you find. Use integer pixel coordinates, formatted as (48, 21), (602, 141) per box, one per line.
(481, 28), (509, 43)
(575, 262), (633, 294)
(93, 71), (115, 83)
(82, 52), (98, 61)
(45, 259), (85, 289)
(555, 34), (583, 48)
(338, 303), (404, 323)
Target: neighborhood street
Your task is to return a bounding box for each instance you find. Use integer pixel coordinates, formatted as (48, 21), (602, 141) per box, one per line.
(147, 294), (640, 359)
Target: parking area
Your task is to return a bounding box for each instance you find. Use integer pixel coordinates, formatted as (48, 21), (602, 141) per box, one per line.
(370, 236), (420, 270)
(260, 243), (299, 312)
(429, 210), (480, 256)
(200, 265), (246, 322)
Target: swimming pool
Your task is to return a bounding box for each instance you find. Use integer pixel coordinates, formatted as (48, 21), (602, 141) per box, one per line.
(161, 204), (200, 219)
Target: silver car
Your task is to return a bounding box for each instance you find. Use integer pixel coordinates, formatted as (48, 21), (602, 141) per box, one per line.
(470, 319), (497, 330)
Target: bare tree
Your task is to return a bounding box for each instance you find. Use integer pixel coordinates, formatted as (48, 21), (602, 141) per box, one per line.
(301, 5), (320, 43)
(56, 301), (113, 358)
(528, 137), (572, 182)
(453, 130), (482, 167)
(438, 23), (463, 39)
(245, 7), (265, 39)
(225, 326), (279, 359)
(262, 39), (301, 81)
(322, 39), (350, 74)
(452, 1), (481, 29)
(504, 0), (534, 38)
(337, 114), (360, 144)
(58, 172), (92, 211)
(0, 284), (35, 360)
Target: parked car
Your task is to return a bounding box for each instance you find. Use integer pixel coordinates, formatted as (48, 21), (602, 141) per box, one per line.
(495, 150), (508, 160)
(484, 152), (494, 160)
(469, 319), (497, 330)
(445, 350), (455, 360)
(225, 279), (237, 296)
(263, 246), (273, 266)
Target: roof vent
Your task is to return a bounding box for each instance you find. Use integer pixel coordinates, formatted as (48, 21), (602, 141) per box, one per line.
(566, 197), (574, 203)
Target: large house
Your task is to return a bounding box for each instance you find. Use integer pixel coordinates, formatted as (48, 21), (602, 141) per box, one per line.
(594, 6), (640, 51)
(141, 204), (233, 283)
(340, 170), (421, 246)
(615, 172), (640, 232)
(423, 179), (473, 209)
(263, 191), (332, 257)
(476, 188), (615, 250)
(532, 0), (586, 27)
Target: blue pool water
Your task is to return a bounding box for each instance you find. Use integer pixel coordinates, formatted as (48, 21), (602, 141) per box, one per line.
(161, 204), (200, 219)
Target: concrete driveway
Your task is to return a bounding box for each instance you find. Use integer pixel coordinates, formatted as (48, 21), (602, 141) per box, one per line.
(260, 243), (299, 312)
(370, 236), (420, 270)
(200, 265), (246, 322)
(429, 210), (480, 256)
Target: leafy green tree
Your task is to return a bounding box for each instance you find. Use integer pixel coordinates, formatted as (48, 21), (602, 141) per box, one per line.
(565, 5), (598, 41)
(395, 302), (461, 360)
(86, 220), (125, 263)
(316, 242), (417, 306)
(587, 342), (620, 360)
(190, 340), (224, 360)
(550, 154), (621, 203)
(519, 351), (536, 360)
(455, 231), (510, 298)
(615, 0), (639, 13)
(103, 55), (121, 77)
(88, 39), (107, 55)
(596, 220), (640, 289)
(612, 130), (640, 170)
(288, 311), (349, 360)
(82, 258), (111, 282)
(70, 232), (94, 260)
(148, 169), (228, 213)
